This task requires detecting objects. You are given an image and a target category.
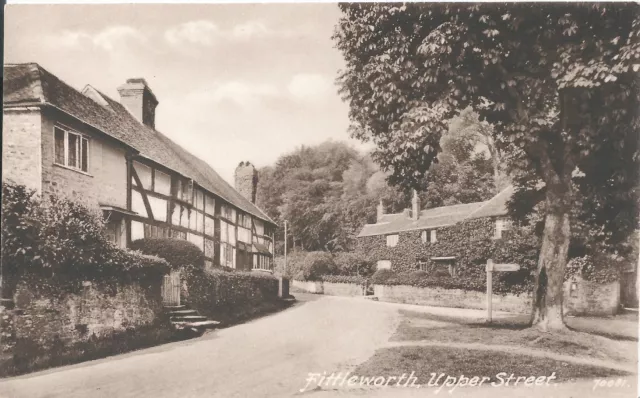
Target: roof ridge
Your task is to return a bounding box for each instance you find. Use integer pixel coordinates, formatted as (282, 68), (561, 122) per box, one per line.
(464, 185), (514, 220)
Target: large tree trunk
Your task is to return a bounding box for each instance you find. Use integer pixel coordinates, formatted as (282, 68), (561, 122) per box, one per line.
(530, 183), (572, 332)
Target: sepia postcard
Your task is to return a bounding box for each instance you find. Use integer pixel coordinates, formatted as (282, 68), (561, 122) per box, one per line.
(1, 2), (638, 397)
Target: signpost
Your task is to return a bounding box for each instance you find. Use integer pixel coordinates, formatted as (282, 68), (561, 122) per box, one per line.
(485, 259), (520, 323)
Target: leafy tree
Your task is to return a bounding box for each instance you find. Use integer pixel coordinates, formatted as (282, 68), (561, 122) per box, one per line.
(334, 3), (640, 331)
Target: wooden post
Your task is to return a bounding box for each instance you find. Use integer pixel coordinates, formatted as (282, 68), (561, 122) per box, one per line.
(486, 259), (493, 323)
(284, 220), (288, 276)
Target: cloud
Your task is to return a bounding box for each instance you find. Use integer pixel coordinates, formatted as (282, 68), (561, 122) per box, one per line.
(165, 20), (220, 47)
(232, 21), (270, 40)
(44, 26), (146, 51)
(287, 73), (333, 101)
(93, 26), (146, 51)
(186, 81), (280, 108)
(164, 19), (297, 47)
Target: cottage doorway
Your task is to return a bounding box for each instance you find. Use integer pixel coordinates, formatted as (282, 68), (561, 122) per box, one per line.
(162, 271), (181, 306)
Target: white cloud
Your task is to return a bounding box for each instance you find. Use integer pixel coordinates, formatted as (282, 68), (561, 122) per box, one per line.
(186, 81), (280, 108)
(93, 26), (146, 51)
(44, 26), (146, 51)
(164, 19), (297, 46)
(232, 21), (270, 40)
(165, 20), (220, 47)
(287, 73), (333, 101)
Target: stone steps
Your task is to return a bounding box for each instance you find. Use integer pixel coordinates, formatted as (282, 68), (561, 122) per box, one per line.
(163, 303), (219, 334)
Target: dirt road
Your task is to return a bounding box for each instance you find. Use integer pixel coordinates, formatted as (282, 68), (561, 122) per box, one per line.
(0, 294), (635, 398)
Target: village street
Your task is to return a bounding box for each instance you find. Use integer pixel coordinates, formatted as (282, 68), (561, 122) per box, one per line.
(0, 294), (636, 398)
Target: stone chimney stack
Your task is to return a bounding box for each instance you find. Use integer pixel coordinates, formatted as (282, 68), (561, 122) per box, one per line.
(235, 161), (258, 204)
(117, 78), (158, 128)
(411, 189), (421, 221)
(376, 199), (385, 223)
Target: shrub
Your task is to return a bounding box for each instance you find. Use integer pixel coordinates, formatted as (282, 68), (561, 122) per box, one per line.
(320, 274), (367, 285)
(274, 250), (308, 279)
(181, 265), (279, 323)
(566, 255), (620, 283)
(370, 269), (395, 284)
(301, 251), (336, 281)
(1, 182), (170, 291)
(333, 252), (376, 277)
(130, 238), (205, 269)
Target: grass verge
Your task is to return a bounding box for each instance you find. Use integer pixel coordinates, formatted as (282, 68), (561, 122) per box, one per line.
(354, 346), (630, 386)
(393, 310), (637, 365)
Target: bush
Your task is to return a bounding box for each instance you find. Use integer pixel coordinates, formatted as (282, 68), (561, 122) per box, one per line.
(370, 268), (395, 284)
(274, 250), (308, 279)
(302, 251), (336, 281)
(320, 274), (368, 285)
(130, 238), (205, 269)
(1, 182), (170, 292)
(333, 252), (376, 277)
(181, 265), (279, 324)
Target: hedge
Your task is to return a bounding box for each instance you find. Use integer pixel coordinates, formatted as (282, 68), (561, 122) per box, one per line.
(181, 265), (279, 323)
(301, 252), (336, 281)
(1, 182), (169, 295)
(130, 238), (205, 269)
(320, 275), (368, 285)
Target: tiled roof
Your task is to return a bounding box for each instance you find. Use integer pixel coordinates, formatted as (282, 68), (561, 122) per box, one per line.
(3, 63), (275, 225)
(357, 186), (514, 238)
(357, 201), (484, 237)
(463, 185), (513, 220)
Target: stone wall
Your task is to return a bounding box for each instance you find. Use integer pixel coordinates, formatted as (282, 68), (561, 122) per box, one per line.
(373, 284), (532, 313)
(291, 280), (324, 294)
(564, 275), (620, 316)
(7, 276), (163, 353)
(2, 109), (42, 192)
(322, 282), (365, 297)
(373, 277), (621, 316)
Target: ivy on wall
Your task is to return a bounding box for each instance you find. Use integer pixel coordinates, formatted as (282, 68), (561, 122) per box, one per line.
(357, 218), (540, 295)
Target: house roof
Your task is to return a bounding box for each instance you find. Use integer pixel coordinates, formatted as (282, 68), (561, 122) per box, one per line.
(463, 185), (513, 220)
(357, 186), (514, 238)
(3, 63), (275, 225)
(357, 201), (484, 237)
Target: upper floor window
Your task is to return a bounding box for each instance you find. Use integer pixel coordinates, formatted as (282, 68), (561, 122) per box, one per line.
(54, 126), (88, 173)
(238, 212), (251, 229)
(386, 234), (399, 247)
(494, 218), (511, 239)
(421, 229), (437, 244)
(221, 204), (235, 222)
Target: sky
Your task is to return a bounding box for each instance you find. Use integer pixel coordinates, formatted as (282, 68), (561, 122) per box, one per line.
(4, 4), (371, 183)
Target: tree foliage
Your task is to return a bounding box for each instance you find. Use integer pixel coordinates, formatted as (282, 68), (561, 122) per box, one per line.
(334, 3), (640, 330)
(256, 141), (409, 252)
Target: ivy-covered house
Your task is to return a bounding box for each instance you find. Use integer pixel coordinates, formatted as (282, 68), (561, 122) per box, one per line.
(357, 186), (519, 276)
(3, 63), (276, 271)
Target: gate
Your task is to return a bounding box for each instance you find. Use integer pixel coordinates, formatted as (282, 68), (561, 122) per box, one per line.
(162, 271), (181, 306)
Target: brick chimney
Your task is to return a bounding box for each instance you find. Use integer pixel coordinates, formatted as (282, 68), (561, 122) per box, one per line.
(376, 199), (385, 223)
(411, 189), (421, 221)
(117, 78), (158, 128)
(235, 161), (258, 204)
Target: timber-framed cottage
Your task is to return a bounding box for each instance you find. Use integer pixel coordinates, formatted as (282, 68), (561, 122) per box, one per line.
(3, 63), (275, 271)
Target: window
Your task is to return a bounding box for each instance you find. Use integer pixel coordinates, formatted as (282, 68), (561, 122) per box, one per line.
(221, 242), (234, 268)
(377, 260), (391, 270)
(417, 260), (429, 272)
(221, 205), (233, 221)
(54, 126), (89, 172)
(421, 229), (437, 243)
(494, 218), (511, 239)
(238, 212), (251, 229)
(386, 234), (399, 247)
